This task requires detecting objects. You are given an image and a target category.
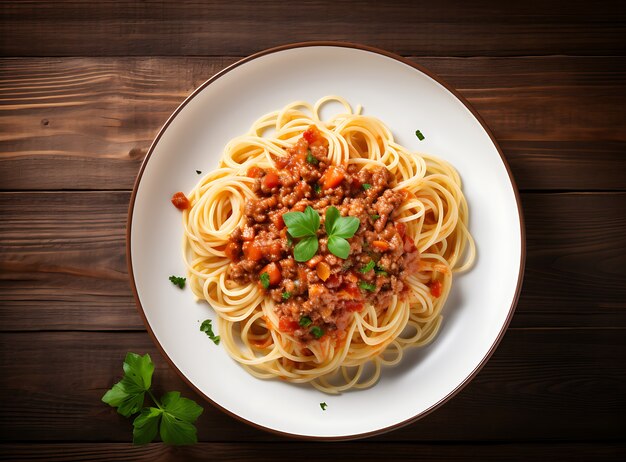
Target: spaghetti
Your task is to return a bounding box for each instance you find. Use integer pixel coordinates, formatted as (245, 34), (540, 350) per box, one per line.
(179, 96), (475, 393)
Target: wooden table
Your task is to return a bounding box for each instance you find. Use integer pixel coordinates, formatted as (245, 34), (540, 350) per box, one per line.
(1, 1), (625, 460)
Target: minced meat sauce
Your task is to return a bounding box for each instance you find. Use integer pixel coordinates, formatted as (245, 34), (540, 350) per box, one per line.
(225, 125), (420, 343)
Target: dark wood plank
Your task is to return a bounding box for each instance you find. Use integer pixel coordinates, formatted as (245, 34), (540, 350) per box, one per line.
(1, 1), (625, 57)
(0, 442), (624, 461)
(0, 329), (624, 442)
(1, 192), (624, 331)
(1, 57), (625, 191)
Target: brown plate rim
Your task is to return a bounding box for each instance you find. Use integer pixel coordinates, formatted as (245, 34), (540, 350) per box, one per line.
(126, 40), (526, 441)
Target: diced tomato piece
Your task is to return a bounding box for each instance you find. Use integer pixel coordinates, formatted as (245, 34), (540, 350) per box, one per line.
(302, 125), (319, 144)
(243, 241), (263, 261)
(275, 156), (289, 169)
(404, 235), (417, 253)
(247, 166), (264, 178)
(278, 317), (299, 333)
(345, 301), (364, 312)
(372, 240), (391, 251)
(170, 192), (190, 210)
(322, 166), (345, 190)
(263, 171), (280, 189)
(260, 262), (281, 286)
(338, 282), (360, 299)
(224, 242), (240, 262)
(429, 280), (443, 298)
(395, 222), (406, 237)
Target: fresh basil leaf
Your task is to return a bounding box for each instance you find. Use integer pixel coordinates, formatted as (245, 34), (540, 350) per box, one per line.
(303, 206), (320, 232)
(332, 216), (360, 239)
(325, 206), (340, 235)
(160, 411), (198, 445)
(327, 236), (350, 259)
(283, 206), (319, 237)
(294, 236), (318, 262)
(132, 407), (162, 445)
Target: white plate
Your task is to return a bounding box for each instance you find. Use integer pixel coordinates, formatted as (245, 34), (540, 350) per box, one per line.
(127, 42), (525, 439)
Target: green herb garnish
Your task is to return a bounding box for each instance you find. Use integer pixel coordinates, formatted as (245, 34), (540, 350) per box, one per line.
(102, 353), (203, 445)
(283, 206), (320, 262)
(313, 183), (322, 194)
(370, 214), (380, 220)
(195, 170), (202, 175)
(374, 266), (388, 277)
(282, 206), (359, 261)
(169, 275), (186, 289)
(362, 183), (372, 190)
(200, 319), (220, 345)
(299, 316), (312, 327)
(357, 281), (377, 292)
(415, 130), (425, 141)
(360, 260), (375, 273)
(325, 206), (360, 259)
(320, 402), (328, 411)
(310, 326), (324, 339)
(306, 149), (319, 165)
(282, 291), (292, 300)
(259, 272), (270, 289)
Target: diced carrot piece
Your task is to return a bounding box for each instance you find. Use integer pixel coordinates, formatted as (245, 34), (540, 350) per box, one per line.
(271, 213), (285, 230)
(302, 125), (319, 144)
(345, 301), (364, 312)
(278, 318), (299, 333)
(322, 166), (345, 190)
(243, 242), (263, 261)
(316, 262), (331, 281)
(372, 240), (390, 251)
(260, 262), (281, 286)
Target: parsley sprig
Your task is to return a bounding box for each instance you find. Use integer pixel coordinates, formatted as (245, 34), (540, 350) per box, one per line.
(200, 319), (220, 345)
(169, 275), (186, 289)
(102, 353), (203, 445)
(283, 206), (360, 261)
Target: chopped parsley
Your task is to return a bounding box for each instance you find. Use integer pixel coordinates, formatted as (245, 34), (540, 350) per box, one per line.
(362, 183), (372, 190)
(313, 183), (322, 194)
(415, 129), (425, 141)
(320, 402), (328, 411)
(200, 319), (220, 345)
(310, 326), (324, 339)
(357, 281), (377, 292)
(169, 275), (186, 289)
(370, 214), (380, 220)
(306, 149), (319, 165)
(195, 170), (202, 175)
(374, 266), (388, 277)
(299, 316), (312, 327)
(259, 272), (270, 289)
(359, 260), (375, 273)
(282, 291), (292, 300)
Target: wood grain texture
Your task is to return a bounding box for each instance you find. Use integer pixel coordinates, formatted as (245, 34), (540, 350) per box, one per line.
(0, 329), (624, 443)
(1, 57), (625, 191)
(0, 442), (624, 461)
(2, 192), (624, 331)
(1, 1), (626, 57)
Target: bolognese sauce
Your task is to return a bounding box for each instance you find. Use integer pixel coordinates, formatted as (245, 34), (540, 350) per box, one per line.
(226, 126), (421, 343)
